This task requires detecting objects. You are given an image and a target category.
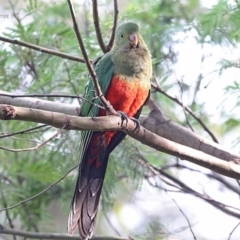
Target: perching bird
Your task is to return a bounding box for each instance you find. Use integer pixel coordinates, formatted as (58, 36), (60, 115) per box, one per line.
(68, 22), (152, 240)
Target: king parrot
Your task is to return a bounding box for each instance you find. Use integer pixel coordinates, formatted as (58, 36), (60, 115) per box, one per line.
(68, 22), (152, 240)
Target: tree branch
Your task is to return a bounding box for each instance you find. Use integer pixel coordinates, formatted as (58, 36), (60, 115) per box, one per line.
(0, 124), (66, 152)
(0, 90), (80, 116)
(162, 163), (240, 195)
(0, 226), (129, 240)
(106, 0), (119, 51)
(0, 164), (78, 212)
(92, 0), (107, 53)
(0, 182), (16, 240)
(1, 92), (240, 164)
(67, 0), (115, 114)
(151, 82), (219, 143)
(0, 93), (83, 99)
(0, 36), (85, 63)
(1, 104), (240, 180)
(0, 124), (48, 139)
(165, 192), (197, 240)
(141, 98), (240, 164)
(134, 154), (240, 219)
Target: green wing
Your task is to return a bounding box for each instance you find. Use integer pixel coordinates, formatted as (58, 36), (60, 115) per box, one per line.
(80, 52), (114, 117)
(79, 52), (114, 159)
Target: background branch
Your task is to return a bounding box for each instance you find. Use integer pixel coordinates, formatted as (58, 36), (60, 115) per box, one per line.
(0, 164), (78, 212)
(151, 82), (219, 143)
(0, 36), (85, 63)
(135, 155), (240, 219)
(92, 0), (107, 53)
(106, 0), (119, 51)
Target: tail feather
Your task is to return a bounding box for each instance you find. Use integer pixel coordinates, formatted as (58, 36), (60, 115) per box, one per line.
(68, 132), (109, 240)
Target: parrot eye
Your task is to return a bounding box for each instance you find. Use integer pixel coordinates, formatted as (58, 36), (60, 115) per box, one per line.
(120, 34), (123, 38)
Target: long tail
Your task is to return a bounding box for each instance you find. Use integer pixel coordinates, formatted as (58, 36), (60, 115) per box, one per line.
(68, 132), (109, 240)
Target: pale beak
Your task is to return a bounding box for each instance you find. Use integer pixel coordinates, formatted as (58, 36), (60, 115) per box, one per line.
(129, 33), (139, 48)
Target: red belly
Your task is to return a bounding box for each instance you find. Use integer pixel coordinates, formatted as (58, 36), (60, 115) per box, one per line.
(99, 74), (149, 144)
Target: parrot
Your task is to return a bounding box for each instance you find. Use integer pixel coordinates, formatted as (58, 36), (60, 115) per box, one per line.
(68, 22), (152, 240)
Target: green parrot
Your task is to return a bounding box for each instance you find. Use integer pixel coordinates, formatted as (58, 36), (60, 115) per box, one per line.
(68, 22), (152, 239)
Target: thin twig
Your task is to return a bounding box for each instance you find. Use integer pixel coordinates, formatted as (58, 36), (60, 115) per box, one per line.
(0, 93), (83, 99)
(92, 0), (107, 52)
(134, 151), (240, 219)
(0, 182), (16, 240)
(63, 62), (81, 106)
(161, 163), (240, 195)
(165, 192), (197, 240)
(228, 221), (240, 240)
(151, 82), (219, 143)
(176, 78), (194, 132)
(104, 214), (122, 237)
(0, 123), (67, 152)
(0, 36), (85, 63)
(8, 0), (22, 27)
(156, 165), (240, 210)
(0, 125), (48, 139)
(106, 0), (119, 51)
(0, 164), (78, 212)
(67, 0), (116, 114)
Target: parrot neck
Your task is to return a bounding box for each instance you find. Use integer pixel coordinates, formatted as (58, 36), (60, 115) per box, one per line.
(111, 47), (152, 80)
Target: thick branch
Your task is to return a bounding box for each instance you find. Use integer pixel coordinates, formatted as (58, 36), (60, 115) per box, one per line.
(1, 104), (240, 179)
(0, 36), (85, 63)
(140, 99), (240, 164)
(0, 90), (80, 116)
(1, 92), (240, 164)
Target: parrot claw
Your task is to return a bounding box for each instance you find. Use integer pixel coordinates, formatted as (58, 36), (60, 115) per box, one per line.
(129, 117), (141, 132)
(117, 111), (128, 127)
(116, 112), (141, 131)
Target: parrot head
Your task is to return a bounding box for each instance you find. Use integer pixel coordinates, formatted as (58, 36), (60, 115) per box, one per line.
(113, 22), (146, 51)
(111, 21), (151, 78)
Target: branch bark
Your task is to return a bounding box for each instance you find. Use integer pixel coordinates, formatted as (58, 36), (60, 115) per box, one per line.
(0, 90), (80, 116)
(2, 91), (239, 165)
(1, 104), (240, 180)
(141, 99), (240, 164)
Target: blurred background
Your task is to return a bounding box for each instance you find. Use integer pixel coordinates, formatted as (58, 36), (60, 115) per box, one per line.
(1, 0), (240, 239)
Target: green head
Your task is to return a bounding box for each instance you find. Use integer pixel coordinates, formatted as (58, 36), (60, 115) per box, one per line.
(113, 22), (147, 51)
(111, 22), (151, 78)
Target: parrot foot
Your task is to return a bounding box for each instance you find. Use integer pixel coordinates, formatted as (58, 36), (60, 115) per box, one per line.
(129, 117), (141, 132)
(117, 111), (128, 127)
